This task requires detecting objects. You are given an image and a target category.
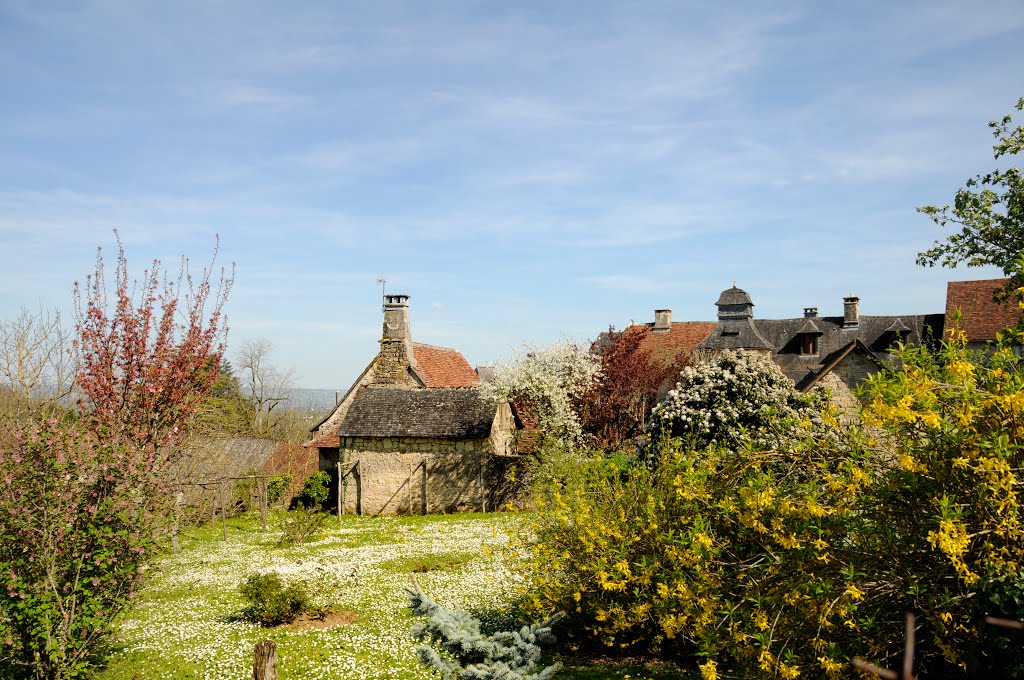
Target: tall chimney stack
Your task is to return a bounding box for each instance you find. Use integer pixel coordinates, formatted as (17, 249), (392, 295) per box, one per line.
(843, 294), (860, 328)
(653, 309), (672, 333)
(375, 294), (418, 385)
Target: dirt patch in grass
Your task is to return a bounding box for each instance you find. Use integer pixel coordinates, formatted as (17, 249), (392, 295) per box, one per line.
(284, 608), (358, 630)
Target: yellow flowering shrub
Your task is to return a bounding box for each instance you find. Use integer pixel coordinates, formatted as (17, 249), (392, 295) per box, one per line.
(518, 325), (1024, 678)
(517, 426), (874, 678)
(855, 328), (1024, 675)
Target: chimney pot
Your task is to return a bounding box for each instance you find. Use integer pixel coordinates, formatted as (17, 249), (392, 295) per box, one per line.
(803, 307), (818, 318)
(653, 309), (672, 332)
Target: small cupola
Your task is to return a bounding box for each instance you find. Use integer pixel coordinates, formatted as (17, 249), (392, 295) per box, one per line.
(715, 284), (755, 321)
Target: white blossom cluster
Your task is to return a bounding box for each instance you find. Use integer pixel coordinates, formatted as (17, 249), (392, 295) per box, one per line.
(650, 349), (816, 450)
(479, 339), (602, 445)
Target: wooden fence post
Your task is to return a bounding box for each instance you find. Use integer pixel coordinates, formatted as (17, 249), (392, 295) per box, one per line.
(172, 491), (183, 554)
(408, 459), (414, 515)
(253, 639), (277, 680)
(339, 462), (348, 520)
(356, 459), (363, 516)
(259, 477), (268, 531)
(220, 481), (228, 541)
(422, 458), (428, 515)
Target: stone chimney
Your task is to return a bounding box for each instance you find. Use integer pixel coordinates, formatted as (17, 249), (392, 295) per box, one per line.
(374, 294), (418, 386)
(843, 294), (860, 328)
(803, 307), (818, 319)
(653, 309), (672, 333)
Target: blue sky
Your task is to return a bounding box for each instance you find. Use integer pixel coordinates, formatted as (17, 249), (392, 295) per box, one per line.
(1, 1), (1022, 389)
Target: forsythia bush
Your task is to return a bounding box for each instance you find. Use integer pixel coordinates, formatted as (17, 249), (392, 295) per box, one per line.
(519, 432), (872, 679)
(520, 337), (1024, 678)
(856, 328), (1024, 675)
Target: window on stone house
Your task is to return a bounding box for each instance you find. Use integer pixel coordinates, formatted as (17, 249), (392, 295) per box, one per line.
(800, 334), (817, 355)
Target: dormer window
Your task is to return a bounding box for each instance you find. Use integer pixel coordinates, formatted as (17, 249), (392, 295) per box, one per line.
(796, 318), (823, 356)
(883, 319), (912, 352)
(801, 333), (818, 355)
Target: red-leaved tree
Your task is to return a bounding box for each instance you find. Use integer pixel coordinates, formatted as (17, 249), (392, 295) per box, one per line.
(576, 325), (691, 450)
(0, 234), (232, 679)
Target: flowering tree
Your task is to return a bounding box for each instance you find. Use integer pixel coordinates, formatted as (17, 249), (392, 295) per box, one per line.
(73, 233), (233, 456)
(576, 325), (689, 449)
(0, 235), (232, 679)
(649, 349), (821, 451)
(479, 339), (601, 447)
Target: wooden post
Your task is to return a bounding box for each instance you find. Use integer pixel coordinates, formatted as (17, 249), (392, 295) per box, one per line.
(340, 464), (347, 517)
(259, 478), (268, 531)
(480, 456), (487, 513)
(252, 639), (277, 680)
(421, 458), (428, 515)
(337, 461), (342, 522)
(408, 459), (414, 515)
(172, 491), (183, 554)
(220, 481), (228, 541)
(356, 459), (363, 516)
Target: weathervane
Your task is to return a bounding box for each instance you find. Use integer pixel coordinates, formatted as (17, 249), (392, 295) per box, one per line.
(377, 277), (387, 312)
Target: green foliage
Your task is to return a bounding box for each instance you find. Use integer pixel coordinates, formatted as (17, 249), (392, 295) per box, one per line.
(856, 329), (1024, 675)
(277, 507), (331, 547)
(238, 572), (310, 626)
(918, 97), (1024, 274)
(0, 422), (163, 680)
(266, 473), (292, 505)
(297, 470), (332, 509)
(518, 429), (867, 679)
(521, 328), (1024, 678)
(408, 583), (562, 680)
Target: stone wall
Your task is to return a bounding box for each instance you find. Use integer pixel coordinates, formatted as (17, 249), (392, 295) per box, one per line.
(329, 440), (529, 515)
(374, 339), (419, 387)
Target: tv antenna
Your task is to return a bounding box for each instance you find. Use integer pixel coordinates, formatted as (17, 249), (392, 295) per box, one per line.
(377, 277), (387, 312)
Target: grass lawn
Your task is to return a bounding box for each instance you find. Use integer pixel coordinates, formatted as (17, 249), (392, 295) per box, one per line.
(96, 510), (692, 680)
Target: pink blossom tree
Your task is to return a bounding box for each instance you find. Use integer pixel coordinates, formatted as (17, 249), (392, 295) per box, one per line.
(0, 234), (232, 679)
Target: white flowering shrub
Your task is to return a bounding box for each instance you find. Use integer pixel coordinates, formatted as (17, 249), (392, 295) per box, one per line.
(649, 349), (821, 450)
(479, 340), (601, 446)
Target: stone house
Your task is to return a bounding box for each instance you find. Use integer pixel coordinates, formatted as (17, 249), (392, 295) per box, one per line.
(944, 278), (1023, 349)
(307, 294), (520, 515)
(698, 285), (944, 412)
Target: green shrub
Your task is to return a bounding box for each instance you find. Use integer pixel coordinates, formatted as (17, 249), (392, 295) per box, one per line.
(266, 473), (292, 505)
(239, 572), (309, 626)
(297, 470), (332, 508)
(277, 507), (331, 547)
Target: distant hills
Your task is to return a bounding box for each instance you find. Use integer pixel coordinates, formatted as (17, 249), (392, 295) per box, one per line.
(284, 388), (346, 412)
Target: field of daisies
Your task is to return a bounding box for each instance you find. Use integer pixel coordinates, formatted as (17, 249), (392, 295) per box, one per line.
(96, 511), (526, 680)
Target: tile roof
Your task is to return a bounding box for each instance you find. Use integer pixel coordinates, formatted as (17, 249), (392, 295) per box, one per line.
(637, 322), (718, 368)
(338, 387), (495, 439)
(412, 343), (481, 388)
(945, 278), (1022, 342)
(305, 433), (340, 449)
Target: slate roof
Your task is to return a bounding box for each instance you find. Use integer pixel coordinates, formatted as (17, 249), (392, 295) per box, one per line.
(338, 387), (495, 439)
(412, 343), (482, 387)
(734, 313), (943, 390)
(945, 278), (1022, 342)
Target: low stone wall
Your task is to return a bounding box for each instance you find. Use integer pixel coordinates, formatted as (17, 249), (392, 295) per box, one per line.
(331, 437), (529, 515)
